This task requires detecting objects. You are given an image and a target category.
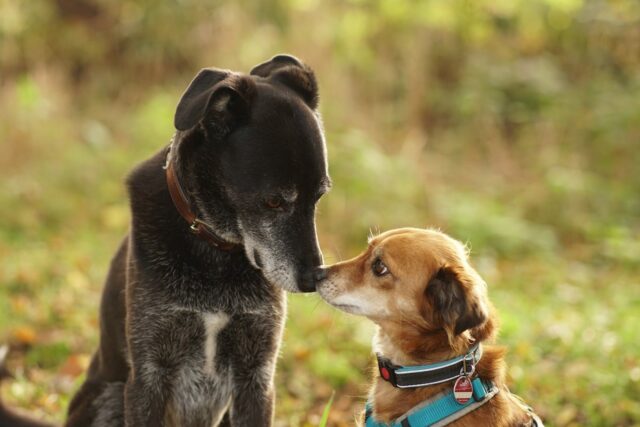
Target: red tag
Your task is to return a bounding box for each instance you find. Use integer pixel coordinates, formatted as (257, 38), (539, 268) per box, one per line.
(453, 376), (474, 404)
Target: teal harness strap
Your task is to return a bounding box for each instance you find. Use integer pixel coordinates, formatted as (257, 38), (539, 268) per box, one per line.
(365, 378), (498, 427)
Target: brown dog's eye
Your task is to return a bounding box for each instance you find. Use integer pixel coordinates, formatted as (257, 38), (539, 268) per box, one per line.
(372, 258), (389, 277)
(264, 196), (283, 209)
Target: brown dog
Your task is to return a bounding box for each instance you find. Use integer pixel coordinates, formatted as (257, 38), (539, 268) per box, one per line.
(316, 228), (542, 426)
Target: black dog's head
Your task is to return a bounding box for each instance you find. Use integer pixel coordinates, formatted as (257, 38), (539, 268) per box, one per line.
(172, 55), (329, 292)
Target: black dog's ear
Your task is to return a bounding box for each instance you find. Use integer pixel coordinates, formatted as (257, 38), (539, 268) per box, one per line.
(174, 69), (255, 132)
(250, 54), (305, 76)
(250, 54), (319, 109)
(426, 267), (488, 337)
(175, 68), (228, 131)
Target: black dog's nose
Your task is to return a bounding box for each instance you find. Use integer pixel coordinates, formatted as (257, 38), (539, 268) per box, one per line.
(299, 267), (329, 293)
(313, 267), (328, 282)
(299, 272), (317, 293)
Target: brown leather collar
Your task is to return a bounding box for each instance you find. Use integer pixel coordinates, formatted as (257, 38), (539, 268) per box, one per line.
(164, 149), (240, 251)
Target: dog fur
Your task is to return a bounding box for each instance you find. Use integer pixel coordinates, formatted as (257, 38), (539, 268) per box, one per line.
(0, 54), (330, 427)
(317, 228), (540, 426)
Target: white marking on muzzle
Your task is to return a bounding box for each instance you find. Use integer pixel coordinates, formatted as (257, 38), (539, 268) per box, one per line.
(241, 235), (299, 291)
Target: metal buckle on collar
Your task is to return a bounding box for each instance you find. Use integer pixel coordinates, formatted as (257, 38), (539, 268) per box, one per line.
(461, 350), (476, 377)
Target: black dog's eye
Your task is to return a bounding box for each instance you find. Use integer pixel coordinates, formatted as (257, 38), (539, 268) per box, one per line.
(372, 258), (389, 277)
(264, 196), (283, 209)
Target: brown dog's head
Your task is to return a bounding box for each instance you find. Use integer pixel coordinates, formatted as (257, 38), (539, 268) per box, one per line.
(316, 228), (494, 353)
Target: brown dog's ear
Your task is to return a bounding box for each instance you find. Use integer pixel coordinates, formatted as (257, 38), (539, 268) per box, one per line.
(250, 54), (319, 109)
(426, 267), (488, 337)
(174, 69), (255, 132)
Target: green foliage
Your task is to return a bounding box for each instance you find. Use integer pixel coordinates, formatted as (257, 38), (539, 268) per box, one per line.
(318, 391), (335, 427)
(25, 343), (71, 370)
(1, 0), (639, 426)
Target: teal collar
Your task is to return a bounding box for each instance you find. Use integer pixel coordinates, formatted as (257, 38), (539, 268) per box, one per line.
(377, 344), (482, 389)
(365, 377), (499, 427)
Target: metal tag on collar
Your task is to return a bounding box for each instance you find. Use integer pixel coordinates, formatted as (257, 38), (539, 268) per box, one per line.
(453, 353), (476, 404)
(453, 375), (474, 405)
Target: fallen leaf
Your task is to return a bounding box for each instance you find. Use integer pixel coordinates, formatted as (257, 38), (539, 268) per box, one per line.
(13, 326), (37, 345)
(58, 353), (90, 378)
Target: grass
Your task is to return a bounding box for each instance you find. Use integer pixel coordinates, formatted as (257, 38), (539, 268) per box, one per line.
(1, 2), (640, 424)
(0, 82), (638, 427)
(318, 392), (335, 427)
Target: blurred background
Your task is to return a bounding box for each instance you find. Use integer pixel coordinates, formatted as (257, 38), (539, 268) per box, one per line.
(1, 0), (639, 425)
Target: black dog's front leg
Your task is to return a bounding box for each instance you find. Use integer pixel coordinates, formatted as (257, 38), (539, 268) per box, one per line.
(123, 304), (176, 427)
(227, 375), (275, 426)
(224, 315), (282, 426)
(124, 370), (170, 427)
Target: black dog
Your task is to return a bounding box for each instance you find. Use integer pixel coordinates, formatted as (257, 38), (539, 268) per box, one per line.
(1, 54), (330, 427)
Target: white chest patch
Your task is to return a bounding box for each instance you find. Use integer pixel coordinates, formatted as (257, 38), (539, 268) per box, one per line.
(201, 312), (230, 377)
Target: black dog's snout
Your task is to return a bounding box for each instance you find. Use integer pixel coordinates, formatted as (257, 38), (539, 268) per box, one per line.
(313, 267), (328, 282)
(299, 267), (328, 293)
(299, 270), (317, 293)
